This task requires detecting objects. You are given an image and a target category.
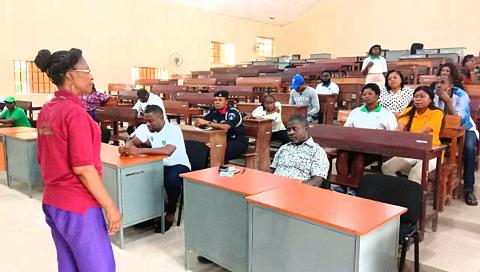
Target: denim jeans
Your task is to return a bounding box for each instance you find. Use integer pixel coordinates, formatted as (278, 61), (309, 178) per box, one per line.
(463, 130), (478, 192)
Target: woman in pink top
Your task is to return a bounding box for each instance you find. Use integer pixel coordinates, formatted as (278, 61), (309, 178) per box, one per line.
(34, 48), (120, 272)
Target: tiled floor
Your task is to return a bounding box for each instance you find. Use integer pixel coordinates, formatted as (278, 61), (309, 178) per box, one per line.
(1, 173), (479, 272)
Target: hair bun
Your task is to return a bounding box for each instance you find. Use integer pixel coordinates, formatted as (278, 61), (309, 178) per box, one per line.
(34, 49), (52, 72)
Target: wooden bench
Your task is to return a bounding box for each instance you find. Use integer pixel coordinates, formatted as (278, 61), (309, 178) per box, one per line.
(135, 79), (177, 91)
(184, 78), (216, 91)
(333, 77), (366, 85)
(151, 85), (188, 100)
(236, 77), (281, 92)
(209, 86), (256, 103)
(108, 83), (133, 96)
(163, 100), (203, 125)
(175, 92), (215, 108)
(212, 74), (238, 85)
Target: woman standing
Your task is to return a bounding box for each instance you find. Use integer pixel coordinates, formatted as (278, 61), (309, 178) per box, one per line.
(34, 48), (120, 272)
(379, 70), (414, 117)
(361, 44), (388, 87)
(382, 86), (444, 183)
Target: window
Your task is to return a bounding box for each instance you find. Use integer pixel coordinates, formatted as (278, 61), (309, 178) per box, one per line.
(210, 41), (235, 65)
(255, 37), (274, 58)
(13, 60), (55, 94)
(210, 41), (224, 65)
(131, 67), (169, 83)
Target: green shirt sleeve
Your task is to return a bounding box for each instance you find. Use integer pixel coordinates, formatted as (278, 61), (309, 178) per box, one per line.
(8, 108), (31, 127)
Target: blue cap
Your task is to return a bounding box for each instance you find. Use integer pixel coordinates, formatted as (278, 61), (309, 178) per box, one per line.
(290, 74), (304, 91)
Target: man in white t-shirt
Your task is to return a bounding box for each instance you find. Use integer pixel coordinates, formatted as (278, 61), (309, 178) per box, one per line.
(316, 71), (339, 95)
(132, 88), (167, 122)
(119, 105), (191, 232)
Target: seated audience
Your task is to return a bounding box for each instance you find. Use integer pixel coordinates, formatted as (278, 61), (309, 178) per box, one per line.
(0, 97), (31, 127)
(436, 63), (465, 89)
(119, 105), (191, 232)
(271, 114), (329, 187)
(81, 84), (109, 120)
(433, 75), (479, 205)
(382, 86), (444, 183)
(379, 70), (414, 117)
(289, 74), (320, 123)
(361, 44), (388, 87)
(251, 94), (289, 145)
(336, 83), (397, 183)
(462, 55), (480, 85)
(316, 71), (339, 95)
(195, 90), (248, 162)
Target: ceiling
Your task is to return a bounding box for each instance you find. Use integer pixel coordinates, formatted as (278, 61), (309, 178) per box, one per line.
(160, 0), (320, 26)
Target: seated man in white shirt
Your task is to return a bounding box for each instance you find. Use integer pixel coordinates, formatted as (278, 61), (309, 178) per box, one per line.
(119, 105), (191, 232)
(316, 71), (339, 95)
(271, 114), (330, 187)
(127, 88), (168, 134)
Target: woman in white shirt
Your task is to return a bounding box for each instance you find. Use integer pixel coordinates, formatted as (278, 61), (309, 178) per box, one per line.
(336, 83), (397, 187)
(379, 70), (414, 117)
(251, 95), (290, 145)
(361, 44), (388, 88)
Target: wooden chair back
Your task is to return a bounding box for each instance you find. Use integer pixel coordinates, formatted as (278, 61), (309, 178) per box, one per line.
(108, 83), (133, 95)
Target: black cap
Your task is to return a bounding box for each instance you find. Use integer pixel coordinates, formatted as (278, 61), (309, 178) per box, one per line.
(214, 90), (229, 99)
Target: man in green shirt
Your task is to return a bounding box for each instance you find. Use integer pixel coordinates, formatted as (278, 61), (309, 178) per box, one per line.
(0, 97), (31, 127)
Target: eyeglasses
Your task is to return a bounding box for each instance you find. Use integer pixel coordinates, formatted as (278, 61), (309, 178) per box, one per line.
(70, 68), (91, 74)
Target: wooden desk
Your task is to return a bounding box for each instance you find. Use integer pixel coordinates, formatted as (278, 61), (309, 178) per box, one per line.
(242, 119), (272, 171)
(310, 125), (446, 240)
(164, 100), (203, 125)
(181, 167), (300, 272)
(319, 94), (337, 125)
(178, 124), (227, 167)
(117, 90), (137, 102)
(4, 131), (40, 197)
(338, 84), (363, 110)
(439, 115), (465, 210)
(396, 58), (448, 75)
(334, 77), (366, 84)
(246, 182), (406, 272)
(101, 143), (167, 248)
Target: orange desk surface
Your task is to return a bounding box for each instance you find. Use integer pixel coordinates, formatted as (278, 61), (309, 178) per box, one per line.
(5, 131), (38, 141)
(246, 182), (407, 236)
(101, 143), (167, 167)
(180, 166), (301, 196)
(0, 127), (36, 135)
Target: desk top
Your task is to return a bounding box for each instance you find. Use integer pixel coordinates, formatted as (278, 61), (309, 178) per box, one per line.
(101, 143), (167, 167)
(5, 131), (38, 141)
(178, 124), (227, 135)
(180, 166), (301, 196)
(0, 127), (36, 135)
(246, 182), (407, 236)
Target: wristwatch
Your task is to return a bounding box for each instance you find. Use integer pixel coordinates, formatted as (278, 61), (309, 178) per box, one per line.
(208, 121), (212, 126)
